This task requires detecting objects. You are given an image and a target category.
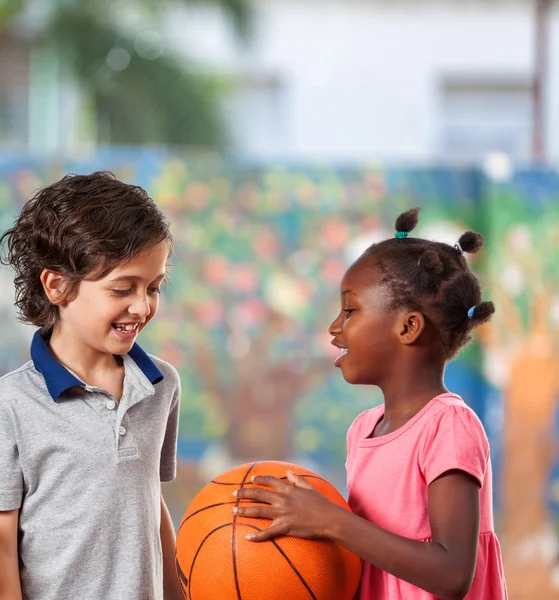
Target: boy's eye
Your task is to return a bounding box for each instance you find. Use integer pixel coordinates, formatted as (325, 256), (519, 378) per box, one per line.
(343, 308), (355, 315)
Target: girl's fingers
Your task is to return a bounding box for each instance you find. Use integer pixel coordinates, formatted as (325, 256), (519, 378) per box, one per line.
(233, 486), (277, 504)
(250, 474), (292, 492)
(286, 470), (314, 489)
(233, 504), (275, 519)
(245, 525), (286, 543)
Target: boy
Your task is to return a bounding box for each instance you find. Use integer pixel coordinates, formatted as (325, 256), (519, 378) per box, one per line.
(0, 171), (184, 600)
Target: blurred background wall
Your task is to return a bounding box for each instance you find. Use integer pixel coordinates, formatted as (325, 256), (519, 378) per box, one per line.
(1, 1), (558, 598)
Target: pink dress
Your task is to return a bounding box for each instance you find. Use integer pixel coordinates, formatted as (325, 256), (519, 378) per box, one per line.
(346, 393), (508, 599)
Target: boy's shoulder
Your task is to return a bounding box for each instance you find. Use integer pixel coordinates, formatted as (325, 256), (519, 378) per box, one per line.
(0, 360), (36, 390)
(0, 361), (39, 413)
(145, 353), (181, 387)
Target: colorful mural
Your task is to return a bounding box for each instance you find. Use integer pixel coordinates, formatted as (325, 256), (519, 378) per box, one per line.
(0, 151), (557, 598)
(484, 172), (559, 598)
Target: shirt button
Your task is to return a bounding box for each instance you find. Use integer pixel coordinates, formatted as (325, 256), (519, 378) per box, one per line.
(106, 400), (116, 410)
(119, 426), (126, 436)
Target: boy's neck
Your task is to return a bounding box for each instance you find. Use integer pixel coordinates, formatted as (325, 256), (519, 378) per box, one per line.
(48, 327), (124, 386)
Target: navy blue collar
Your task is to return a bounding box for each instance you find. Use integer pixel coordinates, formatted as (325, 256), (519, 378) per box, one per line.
(31, 330), (164, 402)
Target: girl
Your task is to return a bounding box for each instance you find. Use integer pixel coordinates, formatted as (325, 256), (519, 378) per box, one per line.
(233, 208), (508, 600)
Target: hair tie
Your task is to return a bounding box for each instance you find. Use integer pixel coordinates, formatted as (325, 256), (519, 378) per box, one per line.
(395, 231), (408, 239)
(454, 242), (463, 254)
(467, 306), (476, 319)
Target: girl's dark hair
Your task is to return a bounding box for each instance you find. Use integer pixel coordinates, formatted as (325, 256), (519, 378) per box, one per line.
(363, 207), (494, 360)
(0, 171), (173, 330)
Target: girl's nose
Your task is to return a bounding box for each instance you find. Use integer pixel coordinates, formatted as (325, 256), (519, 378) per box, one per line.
(328, 313), (342, 336)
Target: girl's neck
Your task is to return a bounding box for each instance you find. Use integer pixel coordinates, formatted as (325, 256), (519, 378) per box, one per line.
(380, 364), (448, 422)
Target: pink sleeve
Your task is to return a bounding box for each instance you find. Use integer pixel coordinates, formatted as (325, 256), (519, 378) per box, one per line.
(420, 404), (490, 487)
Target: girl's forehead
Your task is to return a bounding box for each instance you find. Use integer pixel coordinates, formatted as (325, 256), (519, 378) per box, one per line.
(341, 258), (394, 306)
(341, 257), (381, 289)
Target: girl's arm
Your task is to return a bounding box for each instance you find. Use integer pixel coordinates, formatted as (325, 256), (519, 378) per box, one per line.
(0, 509), (22, 600)
(234, 469), (480, 600)
(160, 495), (184, 600)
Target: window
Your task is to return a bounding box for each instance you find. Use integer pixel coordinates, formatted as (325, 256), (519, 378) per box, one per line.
(439, 77), (532, 161)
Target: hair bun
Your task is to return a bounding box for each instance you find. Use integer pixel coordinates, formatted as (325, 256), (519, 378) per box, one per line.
(470, 301), (495, 324)
(457, 231), (484, 254)
(418, 250), (443, 276)
(395, 207), (420, 234)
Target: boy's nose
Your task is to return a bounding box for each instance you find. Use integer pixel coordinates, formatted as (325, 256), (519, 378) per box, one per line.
(130, 295), (151, 317)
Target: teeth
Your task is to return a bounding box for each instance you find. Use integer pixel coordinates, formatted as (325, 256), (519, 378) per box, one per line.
(115, 323), (137, 332)
(341, 348), (348, 354)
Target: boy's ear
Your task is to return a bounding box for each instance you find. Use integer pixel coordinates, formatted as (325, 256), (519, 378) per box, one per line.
(397, 311), (425, 345)
(40, 270), (68, 306)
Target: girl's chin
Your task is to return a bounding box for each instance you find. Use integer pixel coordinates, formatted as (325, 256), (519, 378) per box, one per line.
(340, 369), (376, 386)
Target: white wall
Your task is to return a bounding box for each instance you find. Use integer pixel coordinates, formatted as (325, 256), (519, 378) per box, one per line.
(165, 0), (558, 164)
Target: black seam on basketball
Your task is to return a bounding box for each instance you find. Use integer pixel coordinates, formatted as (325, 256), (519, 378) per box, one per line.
(210, 475), (327, 486)
(177, 500), (269, 534)
(175, 556), (188, 599)
(233, 462), (259, 600)
(188, 522), (234, 600)
(180, 465), (327, 600)
(239, 523), (318, 600)
(177, 501), (237, 534)
(179, 513), (319, 600)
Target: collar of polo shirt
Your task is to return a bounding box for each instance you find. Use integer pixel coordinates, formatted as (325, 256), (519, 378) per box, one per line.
(30, 330), (164, 401)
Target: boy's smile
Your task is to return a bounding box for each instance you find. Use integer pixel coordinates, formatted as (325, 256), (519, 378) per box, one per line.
(112, 321), (142, 340)
(46, 240), (170, 374)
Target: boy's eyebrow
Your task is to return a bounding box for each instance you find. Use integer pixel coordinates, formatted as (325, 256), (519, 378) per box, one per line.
(341, 289), (353, 295)
(109, 274), (167, 283)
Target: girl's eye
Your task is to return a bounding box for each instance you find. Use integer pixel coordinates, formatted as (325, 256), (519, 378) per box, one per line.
(112, 289), (132, 296)
(148, 287), (161, 295)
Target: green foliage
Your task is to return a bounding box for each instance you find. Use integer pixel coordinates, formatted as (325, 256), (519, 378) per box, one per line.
(0, 0), (252, 145)
(0, 0), (21, 26)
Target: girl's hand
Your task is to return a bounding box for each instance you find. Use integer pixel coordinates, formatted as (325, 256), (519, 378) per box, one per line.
(232, 470), (341, 542)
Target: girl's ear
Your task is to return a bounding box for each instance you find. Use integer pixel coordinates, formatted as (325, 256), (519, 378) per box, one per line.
(40, 270), (68, 306)
(397, 311), (425, 345)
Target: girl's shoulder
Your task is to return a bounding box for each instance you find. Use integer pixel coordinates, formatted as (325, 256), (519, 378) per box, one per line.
(346, 405), (383, 443)
(418, 393), (492, 486)
(428, 393), (487, 437)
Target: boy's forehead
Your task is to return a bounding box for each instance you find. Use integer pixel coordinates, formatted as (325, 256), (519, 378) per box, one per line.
(102, 241), (170, 279)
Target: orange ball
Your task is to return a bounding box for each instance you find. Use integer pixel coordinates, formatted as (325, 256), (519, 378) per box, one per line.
(175, 460), (362, 600)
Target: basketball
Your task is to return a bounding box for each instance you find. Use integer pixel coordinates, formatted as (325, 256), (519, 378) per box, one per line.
(175, 460), (362, 600)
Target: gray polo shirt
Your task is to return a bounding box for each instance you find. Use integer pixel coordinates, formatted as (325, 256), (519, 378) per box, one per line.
(0, 331), (181, 600)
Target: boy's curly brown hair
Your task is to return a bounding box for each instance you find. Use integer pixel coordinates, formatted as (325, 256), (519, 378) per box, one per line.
(0, 171), (172, 330)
